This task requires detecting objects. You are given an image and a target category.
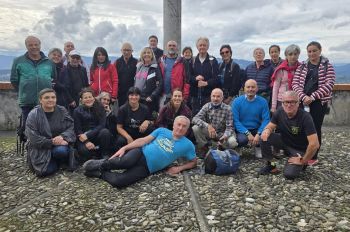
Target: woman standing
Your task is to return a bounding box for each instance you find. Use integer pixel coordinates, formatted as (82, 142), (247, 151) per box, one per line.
(218, 44), (241, 105)
(271, 44), (300, 112)
(292, 41), (336, 165)
(245, 47), (274, 102)
(134, 47), (163, 114)
(90, 47), (118, 103)
(268, 45), (283, 69)
(74, 88), (113, 160)
(48, 48), (75, 111)
(25, 88), (76, 176)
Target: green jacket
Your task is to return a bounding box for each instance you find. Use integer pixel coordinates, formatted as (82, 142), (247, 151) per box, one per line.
(10, 52), (55, 107)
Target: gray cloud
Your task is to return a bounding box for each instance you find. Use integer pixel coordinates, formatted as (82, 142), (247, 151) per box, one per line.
(16, 0), (162, 57)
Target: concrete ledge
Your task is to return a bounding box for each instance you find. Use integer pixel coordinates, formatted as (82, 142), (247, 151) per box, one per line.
(0, 82), (349, 129)
(0, 82), (14, 90)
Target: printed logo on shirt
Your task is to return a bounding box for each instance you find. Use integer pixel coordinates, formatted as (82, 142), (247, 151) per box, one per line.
(291, 126), (300, 135)
(130, 118), (141, 128)
(156, 138), (174, 154)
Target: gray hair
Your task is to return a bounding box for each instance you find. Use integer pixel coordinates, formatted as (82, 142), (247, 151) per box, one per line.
(282, 90), (299, 100)
(284, 44), (301, 56)
(96, 91), (111, 101)
(25, 36), (41, 46)
(196, 37), (210, 48)
(48, 48), (63, 57)
(121, 42), (133, 50)
(174, 115), (191, 128)
(253, 47), (265, 56)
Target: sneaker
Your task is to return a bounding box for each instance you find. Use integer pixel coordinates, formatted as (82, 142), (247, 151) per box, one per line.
(307, 159), (319, 166)
(83, 159), (105, 172)
(255, 147), (262, 159)
(258, 164), (280, 175)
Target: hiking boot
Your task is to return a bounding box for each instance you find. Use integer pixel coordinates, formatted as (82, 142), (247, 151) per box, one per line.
(258, 164), (280, 175)
(83, 159), (106, 178)
(84, 169), (102, 178)
(307, 159), (319, 166)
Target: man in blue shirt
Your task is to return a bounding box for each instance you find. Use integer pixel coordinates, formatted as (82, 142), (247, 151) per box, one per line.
(83, 116), (197, 188)
(232, 79), (270, 157)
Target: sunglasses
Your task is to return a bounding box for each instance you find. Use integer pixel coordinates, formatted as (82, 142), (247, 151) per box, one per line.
(220, 51), (230, 55)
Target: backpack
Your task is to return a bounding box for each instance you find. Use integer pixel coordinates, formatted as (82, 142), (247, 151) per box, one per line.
(204, 149), (240, 175)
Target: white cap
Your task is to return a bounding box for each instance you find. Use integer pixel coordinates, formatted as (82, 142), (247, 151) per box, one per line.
(69, 50), (80, 56)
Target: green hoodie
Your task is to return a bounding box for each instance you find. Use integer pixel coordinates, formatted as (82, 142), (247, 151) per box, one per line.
(10, 52), (55, 107)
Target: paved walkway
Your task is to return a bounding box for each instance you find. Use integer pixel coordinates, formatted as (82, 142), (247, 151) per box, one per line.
(0, 127), (349, 231)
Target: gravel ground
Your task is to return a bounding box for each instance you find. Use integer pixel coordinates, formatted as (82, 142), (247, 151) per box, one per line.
(0, 128), (349, 231)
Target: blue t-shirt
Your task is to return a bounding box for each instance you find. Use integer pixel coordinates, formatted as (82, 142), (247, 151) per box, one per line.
(142, 128), (196, 173)
(164, 57), (176, 94)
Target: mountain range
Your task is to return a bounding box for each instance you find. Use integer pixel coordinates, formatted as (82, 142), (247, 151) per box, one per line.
(1, 55), (349, 83)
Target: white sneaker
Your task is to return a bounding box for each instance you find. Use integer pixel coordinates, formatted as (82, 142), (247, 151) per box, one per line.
(255, 147), (262, 159)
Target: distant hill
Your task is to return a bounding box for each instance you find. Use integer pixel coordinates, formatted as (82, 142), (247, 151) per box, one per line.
(1, 55), (349, 83)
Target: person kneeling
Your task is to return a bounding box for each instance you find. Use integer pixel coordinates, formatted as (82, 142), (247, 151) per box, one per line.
(26, 88), (76, 177)
(258, 91), (319, 179)
(82, 116), (197, 188)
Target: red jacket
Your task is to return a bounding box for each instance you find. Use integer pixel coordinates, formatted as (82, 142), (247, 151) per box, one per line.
(90, 63), (118, 98)
(159, 55), (190, 100)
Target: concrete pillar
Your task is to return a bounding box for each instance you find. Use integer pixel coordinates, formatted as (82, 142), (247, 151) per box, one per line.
(163, 0), (181, 51)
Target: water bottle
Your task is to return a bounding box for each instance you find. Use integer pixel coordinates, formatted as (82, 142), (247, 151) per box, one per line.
(304, 105), (310, 112)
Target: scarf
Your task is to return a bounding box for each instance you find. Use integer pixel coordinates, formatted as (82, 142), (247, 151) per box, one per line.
(271, 60), (299, 89)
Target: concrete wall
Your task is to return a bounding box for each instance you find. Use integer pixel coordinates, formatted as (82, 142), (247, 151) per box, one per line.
(0, 84), (20, 130)
(0, 82), (349, 130)
(324, 85), (350, 126)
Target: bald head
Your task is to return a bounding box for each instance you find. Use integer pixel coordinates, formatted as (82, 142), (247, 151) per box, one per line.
(244, 79), (258, 99)
(211, 88), (224, 105)
(64, 41), (75, 54)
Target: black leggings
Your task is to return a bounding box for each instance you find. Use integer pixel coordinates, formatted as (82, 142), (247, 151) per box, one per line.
(101, 148), (150, 188)
(309, 100), (328, 159)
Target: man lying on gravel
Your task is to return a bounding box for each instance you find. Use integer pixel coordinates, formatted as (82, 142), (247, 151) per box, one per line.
(82, 116), (197, 188)
(258, 91), (319, 179)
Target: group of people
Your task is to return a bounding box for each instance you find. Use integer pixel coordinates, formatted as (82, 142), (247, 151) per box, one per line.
(10, 34), (335, 188)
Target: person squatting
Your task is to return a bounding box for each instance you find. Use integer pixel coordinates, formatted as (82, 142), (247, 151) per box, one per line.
(11, 35), (335, 187)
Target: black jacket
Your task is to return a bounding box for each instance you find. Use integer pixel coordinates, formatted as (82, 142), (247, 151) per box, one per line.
(219, 59), (242, 98)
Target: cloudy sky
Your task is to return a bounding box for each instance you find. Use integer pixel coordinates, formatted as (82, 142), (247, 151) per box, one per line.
(0, 0), (350, 63)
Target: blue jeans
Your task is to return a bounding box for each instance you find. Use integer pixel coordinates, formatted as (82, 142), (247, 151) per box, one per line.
(236, 129), (258, 147)
(45, 145), (70, 175)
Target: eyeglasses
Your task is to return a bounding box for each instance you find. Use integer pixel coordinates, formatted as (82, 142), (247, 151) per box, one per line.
(220, 51), (230, 55)
(282, 101), (298, 106)
(122, 49), (133, 52)
(71, 56), (80, 60)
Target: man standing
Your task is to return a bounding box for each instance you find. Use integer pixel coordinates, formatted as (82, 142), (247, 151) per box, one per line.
(62, 41), (89, 77)
(148, 35), (163, 61)
(258, 91), (319, 179)
(11, 36), (55, 135)
(159, 40), (190, 107)
(192, 88), (237, 156)
(62, 41), (75, 65)
(114, 42), (138, 106)
(82, 116), (197, 188)
(232, 79), (270, 157)
(61, 50), (89, 111)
